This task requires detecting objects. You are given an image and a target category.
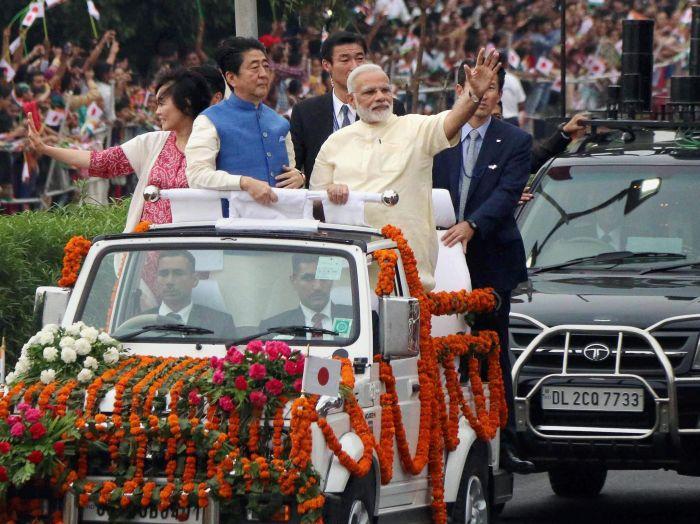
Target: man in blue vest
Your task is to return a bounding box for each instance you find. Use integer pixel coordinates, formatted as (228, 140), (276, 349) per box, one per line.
(185, 37), (305, 204)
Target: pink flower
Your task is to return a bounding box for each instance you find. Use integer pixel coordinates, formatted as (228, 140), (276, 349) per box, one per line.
(295, 357), (306, 375)
(248, 363), (267, 381)
(16, 402), (30, 412)
(218, 396), (234, 412)
(277, 344), (291, 358)
(0, 466), (7, 482)
(249, 390), (268, 409)
(24, 408), (42, 423)
(226, 347), (244, 365)
(212, 369), (225, 385)
(246, 340), (263, 354)
(284, 360), (297, 375)
(293, 378), (303, 392)
(234, 376), (248, 391)
(10, 423), (24, 438)
(265, 343), (280, 360)
(210, 356), (223, 370)
(7, 415), (21, 426)
(0, 442), (10, 454)
(188, 390), (202, 406)
(265, 379), (284, 396)
(53, 441), (65, 457)
(29, 422), (46, 440)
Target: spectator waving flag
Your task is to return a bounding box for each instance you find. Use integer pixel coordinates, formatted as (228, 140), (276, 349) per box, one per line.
(508, 49), (521, 70)
(87, 0), (101, 20)
(9, 37), (21, 55)
(535, 56), (554, 76)
(0, 59), (16, 82)
(86, 102), (104, 120)
(21, 1), (45, 28)
(46, 0), (65, 7)
(302, 355), (341, 397)
(45, 109), (65, 127)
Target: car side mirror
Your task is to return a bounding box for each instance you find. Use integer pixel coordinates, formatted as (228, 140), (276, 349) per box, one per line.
(378, 296), (420, 359)
(34, 286), (71, 328)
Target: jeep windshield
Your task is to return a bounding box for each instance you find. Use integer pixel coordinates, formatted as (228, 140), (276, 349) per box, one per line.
(519, 165), (700, 270)
(75, 246), (359, 345)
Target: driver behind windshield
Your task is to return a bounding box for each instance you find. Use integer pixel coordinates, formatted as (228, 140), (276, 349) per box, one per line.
(259, 254), (353, 340)
(146, 250), (235, 337)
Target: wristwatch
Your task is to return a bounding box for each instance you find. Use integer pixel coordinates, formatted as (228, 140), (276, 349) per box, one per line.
(470, 92), (482, 104)
(466, 219), (478, 231)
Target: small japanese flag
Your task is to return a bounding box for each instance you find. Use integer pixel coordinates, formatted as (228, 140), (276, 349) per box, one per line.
(46, 0), (65, 7)
(21, 161), (31, 183)
(508, 49), (521, 70)
(0, 60), (15, 82)
(589, 58), (606, 76)
(551, 77), (562, 93)
(86, 101), (103, 120)
(302, 355), (341, 397)
(681, 7), (693, 25)
(9, 37), (21, 55)
(535, 56), (554, 76)
(87, 0), (100, 20)
(21, 2), (45, 27)
(45, 109), (65, 127)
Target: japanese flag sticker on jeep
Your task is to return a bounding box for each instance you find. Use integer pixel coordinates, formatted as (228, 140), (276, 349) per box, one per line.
(302, 355), (341, 397)
(332, 318), (352, 337)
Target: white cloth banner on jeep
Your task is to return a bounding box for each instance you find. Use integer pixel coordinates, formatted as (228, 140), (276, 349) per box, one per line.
(229, 188), (313, 220)
(302, 355), (341, 397)
(322, 194), (366, 226)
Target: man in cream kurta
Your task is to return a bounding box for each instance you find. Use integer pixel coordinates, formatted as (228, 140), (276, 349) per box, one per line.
(310, 49), (501, 290)
(311, 111), (456, 290)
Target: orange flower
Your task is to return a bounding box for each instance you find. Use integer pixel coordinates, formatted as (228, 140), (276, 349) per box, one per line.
(57, 236), (92, 287)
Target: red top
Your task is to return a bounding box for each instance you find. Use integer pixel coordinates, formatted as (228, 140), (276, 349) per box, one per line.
(88, 132), (188, 224)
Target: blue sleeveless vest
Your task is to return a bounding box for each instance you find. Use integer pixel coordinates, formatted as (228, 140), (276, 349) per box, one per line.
(201, 94), (290, 185)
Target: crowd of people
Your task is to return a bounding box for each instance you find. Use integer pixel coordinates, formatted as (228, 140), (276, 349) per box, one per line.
(0, 0), (694, 211)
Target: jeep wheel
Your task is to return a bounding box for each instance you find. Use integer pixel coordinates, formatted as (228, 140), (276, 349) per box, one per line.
(453, 446), (490, 524)
(325, 473), (376, 524)
(548, 465), (607, 498)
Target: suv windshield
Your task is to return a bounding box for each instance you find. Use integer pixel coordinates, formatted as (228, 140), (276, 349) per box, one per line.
(76, 246), (358, 345)
(519, 165), (700, 269)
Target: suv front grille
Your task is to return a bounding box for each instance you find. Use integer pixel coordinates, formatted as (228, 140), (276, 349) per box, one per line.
(510, 327), (697, 376)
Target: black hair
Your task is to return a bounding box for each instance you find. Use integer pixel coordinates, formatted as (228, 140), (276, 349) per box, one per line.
(292, 254), (319, 275)
(457, 60), (506, 93)
(154, 68), (211, 118)
(189, 65), (225, 97)
(320, 32), (367, 63)
(214, 36), (266, 76)
(0, 84), (11, 99)
(158, 250), (196, 272)
(287, 78), (302, 96)
(94, 61), (112, 83)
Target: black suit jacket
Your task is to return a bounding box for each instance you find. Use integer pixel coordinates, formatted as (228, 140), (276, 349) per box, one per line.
(531, 129), (571, 173)
(433, 118), (532, 292)
(146, 304), (235, 338)
(290, 93), (406, 182)
(259, 303), (354, 333)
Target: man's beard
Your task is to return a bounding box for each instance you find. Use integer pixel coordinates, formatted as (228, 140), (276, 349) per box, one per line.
(356, 104), (392, 124)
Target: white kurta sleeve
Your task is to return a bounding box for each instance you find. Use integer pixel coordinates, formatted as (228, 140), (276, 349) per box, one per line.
(416, 111), (460, 157)
(309, 142), (335, 190)
(185, 115), (242, 190)
(284, 132), (295, 168)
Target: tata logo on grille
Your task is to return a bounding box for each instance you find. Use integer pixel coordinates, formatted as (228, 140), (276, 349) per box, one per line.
(583, 343), (611, 362)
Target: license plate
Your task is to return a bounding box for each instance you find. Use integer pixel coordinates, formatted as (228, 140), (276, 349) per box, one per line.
(541, 386), (644, 412)
(81, 503), (203, 523)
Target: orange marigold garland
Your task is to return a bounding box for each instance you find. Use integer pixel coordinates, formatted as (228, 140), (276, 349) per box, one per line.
(58, 235), (92, 287)
(132, 220), (152, 233)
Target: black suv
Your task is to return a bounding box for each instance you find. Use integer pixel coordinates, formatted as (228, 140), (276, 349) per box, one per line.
(510, 125), (700, 497)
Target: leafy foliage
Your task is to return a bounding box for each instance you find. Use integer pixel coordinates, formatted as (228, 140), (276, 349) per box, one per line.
(0, 200), (128, 361)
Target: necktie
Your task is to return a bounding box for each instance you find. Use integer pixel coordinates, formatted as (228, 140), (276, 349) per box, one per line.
(166, 312), (182, 323)
(311, 312), (326, 339)
(457, 129), (481, 222)
(340, 105), (352, 128)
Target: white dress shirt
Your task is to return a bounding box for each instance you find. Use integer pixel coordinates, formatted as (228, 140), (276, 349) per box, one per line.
(158, 302), (194, 324)
(332, 90), (357, 130)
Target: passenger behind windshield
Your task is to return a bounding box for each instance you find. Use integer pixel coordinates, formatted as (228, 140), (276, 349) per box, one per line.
(146, 250), (235, 337)
(259, 254), (353, 340)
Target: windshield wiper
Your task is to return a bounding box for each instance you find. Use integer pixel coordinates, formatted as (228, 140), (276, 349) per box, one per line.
(228, 325), (340, 346)
(116, 323), (214, 341)
(640, 259), (700, 274)
(530, 251), (686, 274)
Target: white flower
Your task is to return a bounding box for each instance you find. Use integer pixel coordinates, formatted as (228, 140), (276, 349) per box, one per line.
(77, 368), (93, 383)
(42, 324), (59, 333)
(21, 343), (30, 355)
(84, 356), (99, 370)
(43, 346), (58, 362)
(65, 323), (82, 336)
(27, 335), (39, 346)
(74, 338), (92, 356)
(40, 369), (56, 384)
(80, 327), (99, 343)
(59, 336), (76, 349)
(15, 357), (30, 374)
(98, 332), (116, 345)
(5, 372), (17, 385)
(38, 332), (54, 345)
(103, 348), (120, 365)
(60, 347), (77, 364)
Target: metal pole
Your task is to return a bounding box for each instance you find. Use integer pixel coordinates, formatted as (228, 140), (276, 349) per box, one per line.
(560, 0), (567, 118)
(235, 0), (258, 38)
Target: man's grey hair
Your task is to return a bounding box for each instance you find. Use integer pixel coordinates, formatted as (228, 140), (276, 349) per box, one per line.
(347, 64), (387, 93)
